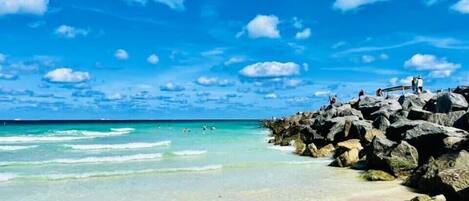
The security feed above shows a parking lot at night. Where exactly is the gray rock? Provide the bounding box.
[428,111,466,127]
[358,96,402,120]
[408,107,433,121]
[335,104,364,119]
[330,148,360,167]
[454,112,469,132]
[361,169,395,181]
[387,120,469,163]
[367,136,419,176]
[453,86,469,103]
[435,92,468,113]
[399,94,427,111]
[373,114,391,131]
[322,116,359,142]
[406,150,469,201]
[349,120,373,139]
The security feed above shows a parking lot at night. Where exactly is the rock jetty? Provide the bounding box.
[264,86,469,201]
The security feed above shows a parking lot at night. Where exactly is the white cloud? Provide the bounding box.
[246,15,280,39]
[196,76,234,87]
[333,0,385,12]
[55,25,89,38]
[147,54,159,64]
[201,48,224,56]
[291,17,303,29]
[389,76,413,86]
[44,68,90,83]
[302,63,309,72]
[224,56,245,66]
[115,49,129,60]
[424,0,439,6]
[314,91,331,97]
[0,53,6,63]
[379,53,389,60]
[361,54,388,63]
[160,82,185,91]
[332,41,347,49]
[0,72,17,80]
[295,28,311,40]
[239,61,300,78]
[155,0,185,11]
[361,55,375,63]
[264,93,278,99]
[404,54,461,78]
[105,93,124,101]
[0,0,48,16]
[452,0,469,14]
[125,0,185,10]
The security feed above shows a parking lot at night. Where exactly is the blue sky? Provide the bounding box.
[0,0,469,119]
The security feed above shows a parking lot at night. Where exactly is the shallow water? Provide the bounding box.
[0,121,419,201]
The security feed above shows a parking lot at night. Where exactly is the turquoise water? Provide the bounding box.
[0,121,419,201]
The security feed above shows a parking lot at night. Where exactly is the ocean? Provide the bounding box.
[0,120,418,201]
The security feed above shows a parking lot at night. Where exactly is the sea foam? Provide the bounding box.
[51,128,134,137]
[267,145,295,152]
[63,141,171,150]
[0,173,16,182]
[0,153,163,167]
[172,150,207,156]
[0,145,38,151]
[0,136,95,144]
[44,164,223,180]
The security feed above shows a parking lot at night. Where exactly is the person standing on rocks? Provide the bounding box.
[412,76,417,94]
[376,88,383,97]
[329,95,337,105]
[359,89,365,98]
[417,76,424,94]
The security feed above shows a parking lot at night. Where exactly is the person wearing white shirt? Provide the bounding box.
[417,76,423,94]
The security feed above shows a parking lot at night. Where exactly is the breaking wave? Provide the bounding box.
[50,128,134,137]
[0,136,95,144]
[0,153,163,167]
[0,173,16,182]
[46,164,223,180]
[172,150,207,156]
[0,145,38,151]
[63,141,171,150]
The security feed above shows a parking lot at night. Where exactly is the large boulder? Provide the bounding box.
[435,92,468,113]
[454,112,469,132]
[309,143,335,158]
[349,120,373,139]
[330,148,360,167]
[358,96,402,120]
[331,139,363,167]
[428,111,466,127]
[386,120,469,163]
[363,129,385,144]
[321,116,360,142]
[335,104,364,119]
[361,169,395,181]
[399,94,428,111]
[453,86,469,103]
[367,136,419,176]
[373,114,391,131]
[299,126,327,146]
[389,109,409,123]
[408,107,433,121]
[406,150,469,201]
